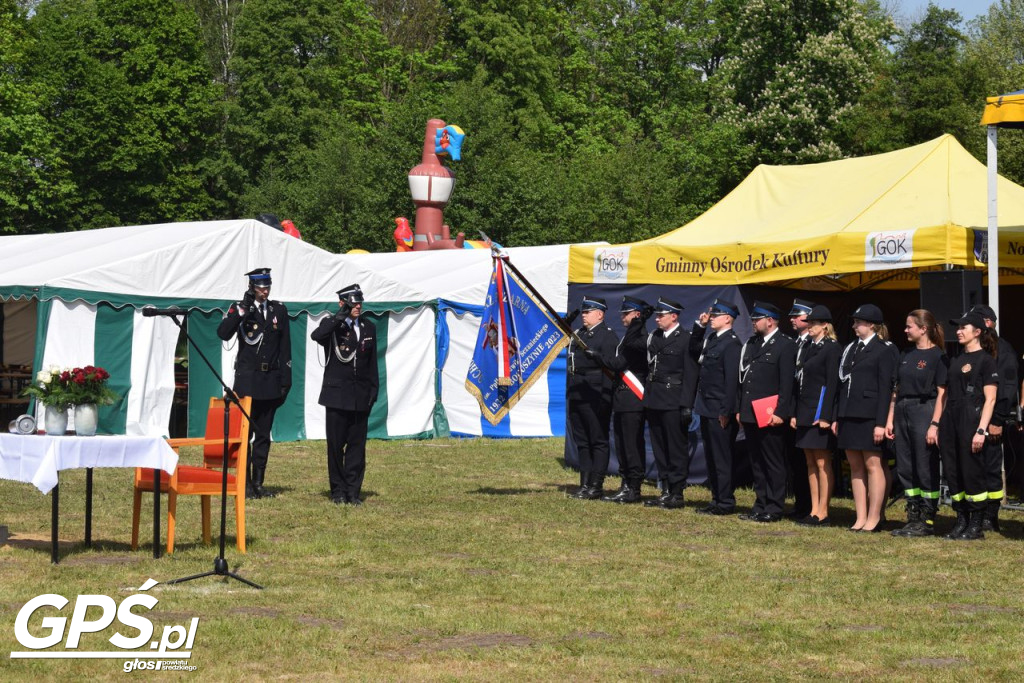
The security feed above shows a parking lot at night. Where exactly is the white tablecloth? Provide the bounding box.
[0,434,178,494]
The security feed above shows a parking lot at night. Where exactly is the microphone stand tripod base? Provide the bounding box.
[165,556,263,590]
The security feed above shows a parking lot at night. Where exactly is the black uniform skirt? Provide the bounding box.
[795,424,836,450]
[837,417,881,452]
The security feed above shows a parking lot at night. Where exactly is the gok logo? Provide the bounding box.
[9,579,199,672]
[865,230,915,271]
[593,247,630,282]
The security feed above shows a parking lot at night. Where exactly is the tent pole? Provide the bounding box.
[988,126,1000,318]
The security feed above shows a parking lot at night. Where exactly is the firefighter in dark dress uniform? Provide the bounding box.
[970,304,1018,532]
[737,302,797,522]
[604,296,651,504]
[311,284,379,505]
[642,297,699,509]
[217,267,292,499]
[690,298,742,515]
[566,296,619,500]
[785,298,816,519]
[834,304,897,532]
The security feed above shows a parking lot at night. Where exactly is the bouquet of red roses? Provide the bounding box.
[65,366,118,406]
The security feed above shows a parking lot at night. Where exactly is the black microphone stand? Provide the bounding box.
[162,311,263,589]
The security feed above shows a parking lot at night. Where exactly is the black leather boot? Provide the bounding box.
[943,502,969,540]
[607,479,642,504]
[982,498,1001,533]
[570,471,592,499]
[579,473,604,500]
[892,499,922,537]
[661,483,685,509]
[245,460,259,499]
[602,479,629,502]
[643,479,670,507]
[251,466,276,499]
[955,509,985,540]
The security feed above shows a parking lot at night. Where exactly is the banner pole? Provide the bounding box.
[490,244,632,391]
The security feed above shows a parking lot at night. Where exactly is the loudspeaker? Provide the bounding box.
[920,270,983,341]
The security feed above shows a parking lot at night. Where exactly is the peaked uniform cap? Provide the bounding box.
[246,268,272,286]
[337,284,364,303]
[750,301,781,320]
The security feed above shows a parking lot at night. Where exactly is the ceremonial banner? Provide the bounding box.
[466,257,569,425]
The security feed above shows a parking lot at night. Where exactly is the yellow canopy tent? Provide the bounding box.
[569,135,1024,291]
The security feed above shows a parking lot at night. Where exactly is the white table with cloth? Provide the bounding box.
[0,433,178,563]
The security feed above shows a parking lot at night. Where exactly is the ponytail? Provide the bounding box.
[909,309,944,347]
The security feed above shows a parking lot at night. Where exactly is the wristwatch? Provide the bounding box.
[976,428,989,436]
[929,421,940,427]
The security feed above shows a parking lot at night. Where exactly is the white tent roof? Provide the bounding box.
[0,220,570,310]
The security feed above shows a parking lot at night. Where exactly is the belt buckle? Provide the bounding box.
[260,362,269,372]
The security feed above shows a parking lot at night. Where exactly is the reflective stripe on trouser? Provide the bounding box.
[892,399,940,500]
[939,399,999,512]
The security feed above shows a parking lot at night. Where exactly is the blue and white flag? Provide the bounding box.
[465,256,569,425]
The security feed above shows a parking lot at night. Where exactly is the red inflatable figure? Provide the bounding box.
[407,118,465,250]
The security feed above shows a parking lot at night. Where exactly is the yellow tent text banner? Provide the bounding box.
[571,227,1024,286]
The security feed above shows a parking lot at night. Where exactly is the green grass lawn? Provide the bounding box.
[2,437,1023,681]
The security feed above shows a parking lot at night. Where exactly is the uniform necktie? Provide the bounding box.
[260,303,267,320]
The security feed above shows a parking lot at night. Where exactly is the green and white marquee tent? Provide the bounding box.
[0,220,570,440]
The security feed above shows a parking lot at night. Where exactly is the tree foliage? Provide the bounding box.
[2,0,1021,246]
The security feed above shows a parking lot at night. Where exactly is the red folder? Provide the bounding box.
[751,395,779,428]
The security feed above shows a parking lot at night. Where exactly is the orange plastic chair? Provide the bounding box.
[131,396,251,554]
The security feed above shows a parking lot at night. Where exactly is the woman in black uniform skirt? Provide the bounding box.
[834,304,897,532]
[886,309,947,537]
[790,305,840,526]
[940,312,999,541]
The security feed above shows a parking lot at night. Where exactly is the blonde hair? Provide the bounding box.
[823,322,837,341]
[873,322,889,341]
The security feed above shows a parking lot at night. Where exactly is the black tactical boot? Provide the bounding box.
[903,498,937,537]
[892,499,922,537]
[982,498,1001,533]
[943,502,969,540]
[955,509,985,540]
[643,479,670,507]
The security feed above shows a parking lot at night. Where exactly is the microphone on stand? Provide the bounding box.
[141,306,187,317]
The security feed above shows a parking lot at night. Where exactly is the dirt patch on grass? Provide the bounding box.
[294,615,345,630]
[944,603,1017,614]
[392,632,534,656]
[226,606,283,618]
[841,625,884,632]
[902,657,967,668]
